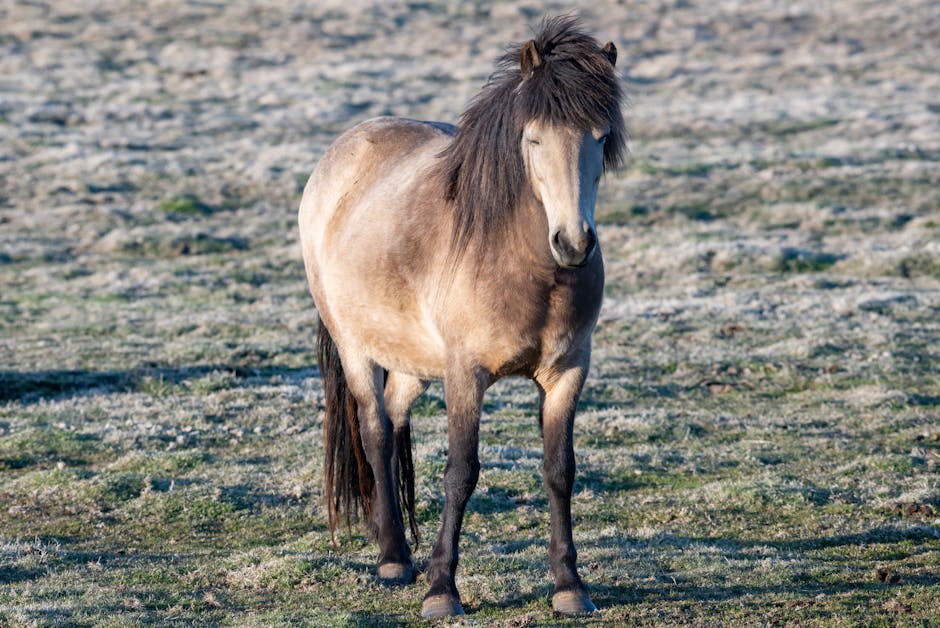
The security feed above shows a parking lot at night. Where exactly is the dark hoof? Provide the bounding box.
[552,590,597,615]
[421,594,465,618]
[377,561,415,585]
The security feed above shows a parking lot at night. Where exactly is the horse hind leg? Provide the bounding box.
[334,349,414,585]
[384,372,428,547]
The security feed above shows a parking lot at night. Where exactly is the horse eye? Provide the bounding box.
[527,138,541,146]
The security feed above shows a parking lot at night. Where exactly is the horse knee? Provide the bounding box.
[358,409,393,461]
[543,463,574,496]
[444,456,480,500]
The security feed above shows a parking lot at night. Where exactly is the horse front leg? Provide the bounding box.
[536,363,597,614]
[421,365,487,618]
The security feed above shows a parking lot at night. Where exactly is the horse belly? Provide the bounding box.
[317,220,447,379]
[327,286,447,379]
[367,315,447,379]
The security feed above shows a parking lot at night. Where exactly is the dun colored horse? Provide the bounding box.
[299,16,625,618]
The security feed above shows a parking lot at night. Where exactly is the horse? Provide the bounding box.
[298,16,625,618]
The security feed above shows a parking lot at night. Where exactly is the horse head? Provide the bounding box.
[521,118,608,267]
[516,26,623,268]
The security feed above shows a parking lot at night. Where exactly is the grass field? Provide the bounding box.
[2,1,939,625]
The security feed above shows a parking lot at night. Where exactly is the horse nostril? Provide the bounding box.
[584,228,597,255]
[550,228,596,266]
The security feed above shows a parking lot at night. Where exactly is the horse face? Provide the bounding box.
[522,120,608,268]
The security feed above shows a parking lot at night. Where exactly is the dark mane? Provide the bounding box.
[435,16,626,253]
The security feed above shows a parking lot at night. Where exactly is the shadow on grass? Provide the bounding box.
[470,486,548,515]
[573,525,940,564]
[907,392,940,407]
[0,364,320,404]
[579,382,686,410]
[592,576,940,608]
[343,614,413,627]
[663,525,940,555]
[0,565,47,585]
[218,483,300,510]
[485,526,940,612]
[0,542,360,586]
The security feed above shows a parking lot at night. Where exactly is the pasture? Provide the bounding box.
[2,1,939,625]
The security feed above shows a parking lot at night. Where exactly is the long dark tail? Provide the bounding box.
[395,420,420,545]
[317,320,419,545]
[318,320,374,544]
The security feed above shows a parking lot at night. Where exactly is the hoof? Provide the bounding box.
[552,590,597,615]
[377,561,415,585]
[421,594,465,618]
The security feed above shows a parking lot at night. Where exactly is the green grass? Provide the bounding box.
[159,194,215,217]
[3,2,940,625]
[898,254,940,279]
[770,248,842,273]
[3,313,937,625]
[758,117,840,137]
[118,233,249,258]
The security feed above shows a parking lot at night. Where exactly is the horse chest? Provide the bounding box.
[468,268,602,377]
[538,277,602,363]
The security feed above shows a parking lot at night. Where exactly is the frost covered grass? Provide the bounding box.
[2,0,939,625]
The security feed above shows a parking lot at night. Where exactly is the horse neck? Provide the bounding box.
[444,184,556,288]
[497,186,556,271]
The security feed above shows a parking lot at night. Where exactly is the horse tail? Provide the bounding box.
[395,418,420,545]
[317,319,375,544]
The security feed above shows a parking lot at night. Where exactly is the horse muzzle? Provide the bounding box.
[550,227,597,268]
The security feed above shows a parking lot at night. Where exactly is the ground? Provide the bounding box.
[1,1,939,625]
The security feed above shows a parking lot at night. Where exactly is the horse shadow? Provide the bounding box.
[0,363,320,404]
[486,525,940,611]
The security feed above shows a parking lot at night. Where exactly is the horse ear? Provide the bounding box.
[520,39,541,76]
[603,41,617,67]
